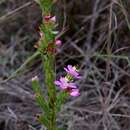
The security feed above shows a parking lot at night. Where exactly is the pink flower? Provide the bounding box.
[54,77,77,89]
[55,39,62,46]
[54,77,80,97]
[50,16,56,22]
[70,89,80,96]
[39,32,44,37]
[44,15,56,22]
[64,65,81,79]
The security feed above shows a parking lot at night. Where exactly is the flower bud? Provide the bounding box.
[31,76,38,81]
[55,39,62,46]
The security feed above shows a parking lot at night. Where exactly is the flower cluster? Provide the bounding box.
[44,15,56,23]
[44,15,62,47]
[55,65,81,97]
[34,15,62,53]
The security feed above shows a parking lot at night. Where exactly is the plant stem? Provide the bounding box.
[42,54,56,130]
[36,0,57,129]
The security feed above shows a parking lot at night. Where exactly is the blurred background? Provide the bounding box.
[0,0,130,130]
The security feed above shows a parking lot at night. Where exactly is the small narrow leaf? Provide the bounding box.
[56,91,68,112]
[56,128,67,130]
[32,79,50,114]
[38,114,49,128]
[35,93,50,114]
[32,79,42,94]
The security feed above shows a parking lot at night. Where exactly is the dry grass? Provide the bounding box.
[0,0,130,130]
[55,0,130,130]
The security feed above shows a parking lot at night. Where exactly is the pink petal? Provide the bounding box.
[76,75,82,79]
[39,32,44,37]
[64,67,69,72]
[68,65,73,70]
[55,77,69,89]
[55,39,62,46]
[69,83,77,88]
[50,16,56,22]
[54,81,61,86]
[70,89,80,97]
[60,77,68,83]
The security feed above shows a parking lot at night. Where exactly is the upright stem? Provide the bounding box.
[42,54,56,130]
[36,0,57,129]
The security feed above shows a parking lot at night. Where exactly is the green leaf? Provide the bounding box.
[35,93,50,114]
[32,79,42,94]
[56,91,68,112]
[55,128,67,130]
[40,24,54,43]
[37,0,52,14]
[32,80,50,114]
[38,114,49,128]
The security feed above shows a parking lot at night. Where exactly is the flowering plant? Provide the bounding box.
[64,65,81,79]
[31,0,81,130]
[55,65,81,97]
[55,77,80,97]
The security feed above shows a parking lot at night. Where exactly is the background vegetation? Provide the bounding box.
[0,0,130,130]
